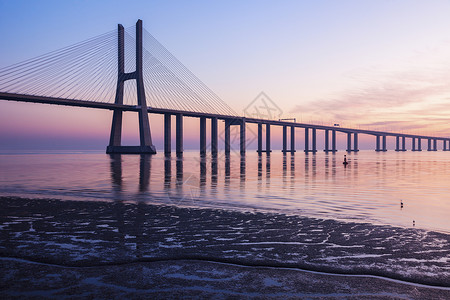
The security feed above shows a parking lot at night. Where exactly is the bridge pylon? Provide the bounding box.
[106,19,156,154]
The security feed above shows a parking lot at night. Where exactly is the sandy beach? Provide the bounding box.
[1,196,449,298]
[2,258,450,299]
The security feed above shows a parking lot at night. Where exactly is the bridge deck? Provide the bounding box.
[0,92,447,141]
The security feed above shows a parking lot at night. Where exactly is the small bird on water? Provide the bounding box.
[413,220,415,226]
[400,200,403,209]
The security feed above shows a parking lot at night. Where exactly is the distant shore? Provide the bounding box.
[0,196,449,296]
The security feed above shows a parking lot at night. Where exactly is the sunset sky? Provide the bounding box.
[1,0,450,150]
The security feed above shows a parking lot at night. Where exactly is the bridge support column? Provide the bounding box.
[346,133,358,152]
[395,136,407,152]
[240,119,246,154]
[225,120,231,154]
[290,126,296,153]
[433,139,437,151]
[176,114,183,154]
[427,139,432,151]
[304,127,317,153]
[412,138,416,151]
[200,117,206,155]
[444,140,449,151]
[304,128,309,152]
[282,125,287,152]
[211,117,218,155]
[376,135,381,151]
[383,136,387,151]
[324,129,329,152]
[418,138,422,151]
[266,124,271,153]
[332,130,337,152]
[164,113,171,154]
[312,128,317,153]
[346,133,352,152]
[257,123,263,153]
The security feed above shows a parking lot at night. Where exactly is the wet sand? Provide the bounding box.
[2,258,450,299]
[0,196,449,298]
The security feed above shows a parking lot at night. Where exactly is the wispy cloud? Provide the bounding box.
[289,59,450,136]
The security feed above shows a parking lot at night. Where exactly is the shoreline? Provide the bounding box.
[1,196,449,288]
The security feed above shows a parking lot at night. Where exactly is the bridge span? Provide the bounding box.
[2,91,449,154]
[0,20,448,154]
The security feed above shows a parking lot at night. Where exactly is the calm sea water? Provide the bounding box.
[0,150,449,233]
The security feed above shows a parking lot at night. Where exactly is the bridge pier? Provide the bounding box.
[433,139,437,151]
[418,138,422,151]
[266,124,271,153]
[324,129,329,152]
[412,138,416,151]
[304,128,317,153]
[176,114,183,154]
[376,135,387,152]
[395,136,407,151]
[332,130,337,152]
[282,126,287,152]
[346,133,359,152]
[444,140,450,151]
[324,129,338,152]
[445,140,450,151]
[312,128,317,152]
[304,128,309,152]
[354,133,359,152]
[211,117,218,155]
[290,126,296,153]
[106,20,156,155]
[240,119,246,154]
[347,133,351,152]
[164,113,171,154]
[200,117,206,155]
[224,120,231,154]
[427,139,432,151]
[257,123,263,153]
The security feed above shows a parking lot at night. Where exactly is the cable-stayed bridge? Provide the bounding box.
[1,20,449,154]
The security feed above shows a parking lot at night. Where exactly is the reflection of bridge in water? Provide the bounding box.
[108,153,353,204]
[1,20,449,153]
